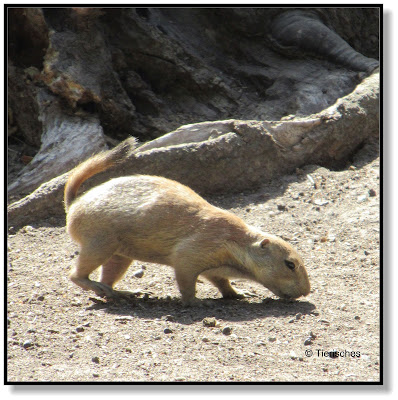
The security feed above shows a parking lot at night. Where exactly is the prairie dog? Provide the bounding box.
[64,140,310,304]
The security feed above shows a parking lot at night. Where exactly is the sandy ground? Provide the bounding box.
[6,139,380,383]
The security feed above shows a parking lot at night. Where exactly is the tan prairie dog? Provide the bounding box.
[64,140,310,305]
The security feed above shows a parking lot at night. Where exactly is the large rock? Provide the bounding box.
[8,7,379,197]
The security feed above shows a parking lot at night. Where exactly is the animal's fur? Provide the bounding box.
[65,140,310,304]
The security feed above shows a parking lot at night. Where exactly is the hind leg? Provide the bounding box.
[99,254,138,297]
[69,243,118,298]
[100,254,133,287]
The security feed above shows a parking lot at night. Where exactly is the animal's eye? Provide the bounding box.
[285,260,296,271]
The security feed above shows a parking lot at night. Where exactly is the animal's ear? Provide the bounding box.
[260,238,270,248]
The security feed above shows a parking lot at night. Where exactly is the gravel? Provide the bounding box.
[7,140,380,383]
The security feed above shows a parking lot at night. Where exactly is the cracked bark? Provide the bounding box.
[7,70,379,228]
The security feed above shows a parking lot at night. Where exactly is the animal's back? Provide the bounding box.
[69,174,208,217]
[66,174,215,262]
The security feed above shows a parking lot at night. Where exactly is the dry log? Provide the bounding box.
[7,70,379,229]
[7,89,108,197]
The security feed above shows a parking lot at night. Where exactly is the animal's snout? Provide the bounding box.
[276,282,310,299]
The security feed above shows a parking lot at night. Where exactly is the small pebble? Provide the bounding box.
[314,199,329,206]
[277,204,287,211]
[329,350,338,358]
[309,331,317,339]
[368,188,376,197]
[23,340,33,349]
[164,328,173,334]
[133,269,144,278]
[354,316,361,320]
[76,326,84,333]
[268,337,276,343]
[22,225,35,233]
[222,326,232,335]
[92,356,100,364]
[295,313,302,320]
[164,315,175,322]
[304,337,312,346]
[203,317,217,327]
[318,319,330,325]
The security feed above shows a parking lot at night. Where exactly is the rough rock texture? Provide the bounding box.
[8,89,108,196]
[268,10,379,72]
[7,70,379,228]
[8,7,379,197]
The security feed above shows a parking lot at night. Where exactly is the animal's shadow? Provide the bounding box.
[86,295,316,325]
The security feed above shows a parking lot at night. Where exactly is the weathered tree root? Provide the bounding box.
[7,71,379,229]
